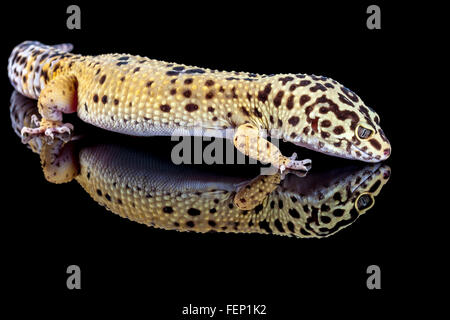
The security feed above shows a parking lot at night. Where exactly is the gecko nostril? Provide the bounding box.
[383,148,391,157]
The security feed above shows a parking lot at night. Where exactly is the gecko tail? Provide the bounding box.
[7,41,74,100]
[52,43,74,52]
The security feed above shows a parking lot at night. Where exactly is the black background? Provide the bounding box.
[2,1,428,317]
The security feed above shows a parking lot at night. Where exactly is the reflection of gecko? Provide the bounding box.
[10,90,391,238]
[8,41,391,171]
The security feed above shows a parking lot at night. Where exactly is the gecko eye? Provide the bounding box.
[356,125,374,140]
[355,193,375,212]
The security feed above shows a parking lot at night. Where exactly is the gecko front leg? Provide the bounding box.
[233,123,312,172]
[21,75,77,141]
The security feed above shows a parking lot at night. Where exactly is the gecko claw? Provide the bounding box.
[30,114,41,126]
[289,152,298,161]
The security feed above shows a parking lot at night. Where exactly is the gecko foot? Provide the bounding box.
[21,118,73,144]
[282,152,312,172]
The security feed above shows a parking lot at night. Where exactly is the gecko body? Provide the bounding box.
[8,41,391,169]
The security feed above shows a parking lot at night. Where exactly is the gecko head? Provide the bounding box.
[287,77,391,162]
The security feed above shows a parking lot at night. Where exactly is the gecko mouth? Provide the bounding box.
[350,143,377,162]
[350,163,381,193]
[293,137,377,162]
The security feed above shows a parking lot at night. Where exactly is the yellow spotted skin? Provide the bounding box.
[9,91,391,238]
[8,41,391,165]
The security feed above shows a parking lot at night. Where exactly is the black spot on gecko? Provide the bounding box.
[286,95,295,109]
[333,209,345,217]
[288,116,300,126]
[185,68,205,74]
[160,104,171,112]
[321,120,331,127]
[93,94,98,103]
[338,93,354,107]
[299,80,311,86]
[184,78,193,84]
[273,91,284,107]
[163,206,173,214]
[374,116,380,125]
[235,107,248,117]
[166,70,179,76]
[253,108,263,118]
[183,90,192,98]
[185,103,199,112]
[205,80,215,86]
[208,220,216,227]
[288,208,300,219]
[310,83,327,92]
[320,215,331,224]
[359,105,377,130]
[300,94,311,106]
[274,219,285,233]
[279,76,294,85]
[231,87,238,99]
[369,138,382,150]
[187,208,201,216]
[116,62,128,66]
[321,131,330,138]
[133,67,140,73]
[254,204,264,214]
[99,75,106,84]
[341,87,359,102]
[186,221,195,228]
[333,126,345,134]
[101,95,108,104]
[259,220,272,233]
[257,83,272,102]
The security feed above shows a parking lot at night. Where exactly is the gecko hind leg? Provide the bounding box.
[21,75,78,142]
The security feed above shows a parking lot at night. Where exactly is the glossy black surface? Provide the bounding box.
[2,1,424,317]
